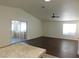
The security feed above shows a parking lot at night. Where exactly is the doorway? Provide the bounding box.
[11,20,27,43]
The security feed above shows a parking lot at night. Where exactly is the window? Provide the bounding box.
[63,24,76,35]
[12,21,27,32]
[21,22,27,32]
[12,21,21,33]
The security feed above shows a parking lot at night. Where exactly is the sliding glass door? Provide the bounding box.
[11,20,27,43]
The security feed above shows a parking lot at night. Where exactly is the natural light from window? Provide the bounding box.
[12,20,27,32]
[63,24,76,35]
[21,22,27,32]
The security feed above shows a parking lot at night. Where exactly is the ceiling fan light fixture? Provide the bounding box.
[44,0,51,2]
[52,13,60,18]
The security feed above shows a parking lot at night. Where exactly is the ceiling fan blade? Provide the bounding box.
[52,16,59,18]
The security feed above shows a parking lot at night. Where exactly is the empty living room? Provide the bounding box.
[0,0,79,58]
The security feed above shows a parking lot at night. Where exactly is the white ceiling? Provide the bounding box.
[0,0,79,21]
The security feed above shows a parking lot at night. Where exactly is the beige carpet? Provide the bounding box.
[43,54,58,58]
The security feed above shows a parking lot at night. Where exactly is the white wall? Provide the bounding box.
[0,5,42,47]
[43,21,79,40]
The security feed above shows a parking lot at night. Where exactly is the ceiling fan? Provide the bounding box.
[52,13,60,18]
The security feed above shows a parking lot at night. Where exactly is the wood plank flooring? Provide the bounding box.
[25,37,79,58]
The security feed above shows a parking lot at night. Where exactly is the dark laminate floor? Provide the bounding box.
[24,37,79,58]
